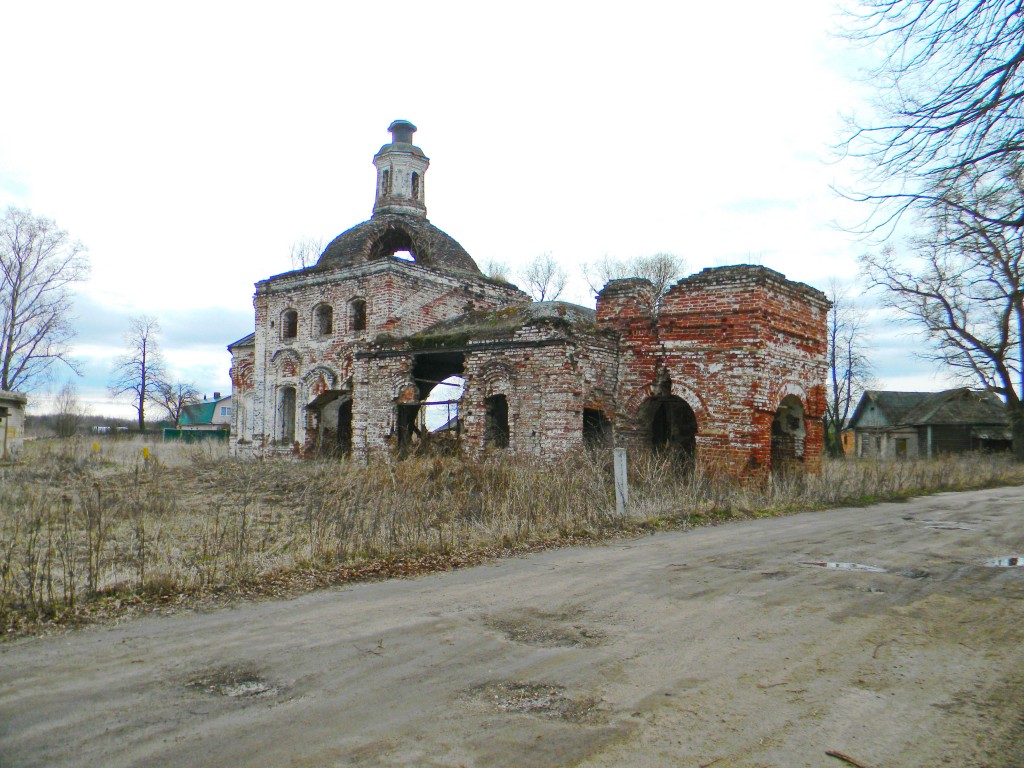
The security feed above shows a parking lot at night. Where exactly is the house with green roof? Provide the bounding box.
[179,392,232,432]
[848,389,1010,458]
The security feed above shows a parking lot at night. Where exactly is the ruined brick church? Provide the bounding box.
[229,121,829,475]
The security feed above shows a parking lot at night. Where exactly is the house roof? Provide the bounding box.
[850,389,1008,429]
[228,332,255,350]
[180,395,231,426]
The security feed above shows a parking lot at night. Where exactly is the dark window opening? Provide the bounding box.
[583,408,612,448]
[282,309,298,340]
[315,304,333,336]
[381,169,391,196]
[279,386,296,444]
[484,395,510,449]
[350,298,367,331]
[411,171,420,199]
[894,437,908,457]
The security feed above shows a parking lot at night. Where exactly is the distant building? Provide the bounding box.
[179,393,232,432]
[0,390,28,459]
[848,389,1010,458]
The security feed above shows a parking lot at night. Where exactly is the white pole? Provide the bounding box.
[613,447,629,516]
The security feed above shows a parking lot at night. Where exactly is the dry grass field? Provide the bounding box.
[2,436,1023,635]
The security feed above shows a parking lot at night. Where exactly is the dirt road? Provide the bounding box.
[3,486,1024,767]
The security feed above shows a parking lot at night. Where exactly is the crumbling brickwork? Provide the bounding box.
[229,122,829,477]
[597,266,828,476]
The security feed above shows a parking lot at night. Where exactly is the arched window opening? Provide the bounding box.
[411,171,420,200]
[583,408,612,449]
[368,226,418,262]
[279,386,296,444]
[314,304,333,336]
[281,309,298,340]
[350,298,367,331]
[771,395,806,475]
[381,168,391,196]
[484,394,510,449]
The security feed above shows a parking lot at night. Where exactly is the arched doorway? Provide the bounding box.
[771,395,805,475]
[638,395,698,462]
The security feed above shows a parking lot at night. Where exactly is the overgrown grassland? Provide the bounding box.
[2,437,1022,634]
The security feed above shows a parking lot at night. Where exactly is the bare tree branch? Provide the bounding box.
[289,237,324,270]
[581,253,686,304]
[860,163,1024,456]
[0,207,89,391]
[520,252,568,302]
[823,280,874,456]
[154,381,201,428]
[108,316,167,433]
[839,0,1024,233]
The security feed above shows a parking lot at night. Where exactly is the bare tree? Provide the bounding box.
[862,165,1024,457]
[482,258,512,283]
[53,380,87,438]
[289,237,324,270]
[520,253,568,301]
[0,207,89,391]
[581,252,686,301]
[154,381,201,428]
[840,0,1024,231]
[109,316,167,433]
[823,281,873,457]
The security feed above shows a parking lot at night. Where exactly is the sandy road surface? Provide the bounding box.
[3,486,1024,768]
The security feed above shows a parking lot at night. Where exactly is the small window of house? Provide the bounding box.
[350,298,367,332]
[315,304,333,336]
[220,406,231,417]
[282,309,298,339]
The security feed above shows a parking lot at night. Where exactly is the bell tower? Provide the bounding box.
[373,120,429,218]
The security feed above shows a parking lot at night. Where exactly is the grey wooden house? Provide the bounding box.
[848,389,1010,458]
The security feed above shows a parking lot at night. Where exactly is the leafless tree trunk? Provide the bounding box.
[53,380,87,438]
[154,381,201,428]
[108,316,167,433]
[839,0,1024,233]
[520,253,568,302]
[823,281,873,457]
[862,165,1024,458]
[0,207,89,391]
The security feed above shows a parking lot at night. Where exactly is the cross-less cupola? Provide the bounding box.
[372,120,430,219]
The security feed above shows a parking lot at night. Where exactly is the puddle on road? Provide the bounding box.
[485,608,605,648]
[471,681,602,722]
[187,665,279,699]
[912,519,984,531]
[986,556,1024,568]
[799,561,888,573]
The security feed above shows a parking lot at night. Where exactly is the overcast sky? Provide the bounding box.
[0,1,960,417]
